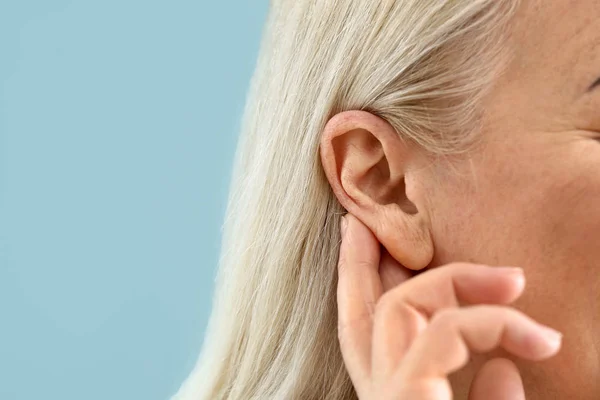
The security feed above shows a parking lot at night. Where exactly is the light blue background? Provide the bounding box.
[0,1,268,399]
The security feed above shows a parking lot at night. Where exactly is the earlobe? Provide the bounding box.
[373,207,434,271]
[320,110,434,270]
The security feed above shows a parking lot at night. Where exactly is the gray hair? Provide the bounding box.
[173,1,521,399]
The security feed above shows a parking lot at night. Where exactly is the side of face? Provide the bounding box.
[320,0,600,398]
[424,0,600,397]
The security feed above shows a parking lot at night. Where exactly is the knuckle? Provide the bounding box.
[355,259,375,272]
[337,314,372,346]
[374,291,396,315]
[430,308,459,329]
[338,308,376,333]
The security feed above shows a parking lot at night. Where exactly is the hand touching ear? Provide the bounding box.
[336,213,562,400]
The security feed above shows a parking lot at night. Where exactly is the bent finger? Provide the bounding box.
[398,305,562,380]
[372,265,525,378]
[387,263,526,317]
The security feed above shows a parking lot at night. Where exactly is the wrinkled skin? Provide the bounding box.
[320,0,600,398]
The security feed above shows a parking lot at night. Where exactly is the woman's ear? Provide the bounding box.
[320,110,433,270]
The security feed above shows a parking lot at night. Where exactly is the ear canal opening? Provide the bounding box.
[369,156,418,216]
[389,176,418,216]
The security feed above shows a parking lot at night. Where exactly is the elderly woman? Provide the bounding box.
[173,0,600,399]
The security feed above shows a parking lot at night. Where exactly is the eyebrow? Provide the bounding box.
[588,76,600,92]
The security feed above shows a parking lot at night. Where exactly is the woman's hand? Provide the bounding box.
[336,213,562,400]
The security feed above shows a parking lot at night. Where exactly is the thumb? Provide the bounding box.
[469,358,526,400]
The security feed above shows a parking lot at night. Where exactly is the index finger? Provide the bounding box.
[337,213,383,386]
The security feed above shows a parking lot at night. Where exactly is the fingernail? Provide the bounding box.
[495,267,525,287]
[340,215,348,238]
[539,325,563,350]
[495,266,524,276]
[501,267,525,290]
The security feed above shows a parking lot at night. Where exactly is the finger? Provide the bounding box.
[372,264,525,378]
[388,263,526,317]
[398,305,562,381]
[336,213,383,387]
[379,247,412,292]
[469,358,525,400]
